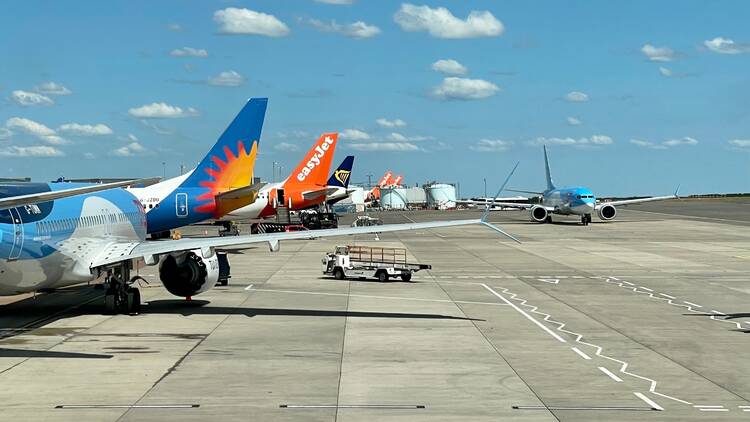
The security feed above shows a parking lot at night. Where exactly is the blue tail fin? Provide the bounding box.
[180,98,268,189]
[327,156,354,188]
[543,145,555,191]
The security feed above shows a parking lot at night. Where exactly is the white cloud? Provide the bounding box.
[431,59,467,75]
[663,136,698,146]
[128,102,198,118]
[641,44,674,62]
[470,139,512,152]
[376,118,406,128]
[5,117,68,145]
[307,19,381,38]
[0,128,12,140]
[590,135,613,145]
[34,82,71,95]
[83,152,96,159]
[630,139,667,150]
[349,142,419,152]
[315,0,355,4]
[703,37,750,54]
[274,142,300,152]
[11,90,54,106]
[214,7,290,37]
[58,123,113,136]
[276,130,310,139]
[729,139,750,148]
[340,128,371,140]
[166,23,182,31]
[564,91,589,102]
[394,3,504,39]
[659,66,673,77]
[387,132,433,142]
[566,117,582,126]
[112,142,146,157]
[432,77,499,100]
[0,145,64,157]
[528,135,613,147]
[170,47,208,57]
[208,70,244,87]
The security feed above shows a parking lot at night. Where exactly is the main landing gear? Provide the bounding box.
[103,262,145,315]
[581,214,592,226]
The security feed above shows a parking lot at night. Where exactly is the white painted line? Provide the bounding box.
[738,405,750,409]
[638,286,653,292]
[711,310,726,315]
[659,293,676,299]
[598,366,623,382]
[571,347,591,360]
[620,280,634,286]
[634,392,663,411]
[244,284,254,291]
[481,284,566,343]
[699,409,728,412]
[683,301,702,308]
[694,405,724,408]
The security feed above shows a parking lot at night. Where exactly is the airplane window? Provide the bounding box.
[149,204,153,209]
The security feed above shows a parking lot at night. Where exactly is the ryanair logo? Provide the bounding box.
[334,169,351,185]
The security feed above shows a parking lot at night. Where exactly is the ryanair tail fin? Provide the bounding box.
[543,145,556,191]
[180,98,268,190]
[327,155,354,188]
[286,133,339,188]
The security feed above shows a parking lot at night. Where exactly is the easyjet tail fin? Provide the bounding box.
[327,156,354,188]
[286,133,339,187]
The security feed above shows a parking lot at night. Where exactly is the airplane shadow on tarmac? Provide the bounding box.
[0,348,112,359]
[143,299,482,321]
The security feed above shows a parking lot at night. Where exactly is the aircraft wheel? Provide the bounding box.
[545,215,552,224]
[104,291,117,315]
[127,288,141,315]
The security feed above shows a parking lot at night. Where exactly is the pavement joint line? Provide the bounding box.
[281,404,425,409]
[513,405,656,411]
[571,347,592,360]
[246,287,509,306]
[57,404,198,409]
[598,366,624,382]
[634,392,663,411]
[480,283,566,343]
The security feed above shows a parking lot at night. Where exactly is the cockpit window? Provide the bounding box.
[576,195,581,199]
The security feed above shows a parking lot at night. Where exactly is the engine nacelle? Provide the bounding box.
[529,205,548,223]
[597,204,617,221]
[159,249,219,297]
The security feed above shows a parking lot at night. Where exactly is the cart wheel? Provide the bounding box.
[401,273,412,282]
[334,268,345,280]
[377,271,389,282]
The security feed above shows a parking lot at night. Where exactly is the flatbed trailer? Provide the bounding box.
[322,245,430,282]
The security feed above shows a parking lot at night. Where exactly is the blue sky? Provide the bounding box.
[0,0,748,196]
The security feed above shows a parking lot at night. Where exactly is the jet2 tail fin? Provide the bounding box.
[327,155,354,188]
[543,145,556,191]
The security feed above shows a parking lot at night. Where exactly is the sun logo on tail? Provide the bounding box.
[194,140,258,215]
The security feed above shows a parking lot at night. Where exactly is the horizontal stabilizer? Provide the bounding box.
[302,187,339,201]
[214,182,265,216]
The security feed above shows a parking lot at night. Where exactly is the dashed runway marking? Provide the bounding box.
[598,366,624,382]
[571,347,591,360]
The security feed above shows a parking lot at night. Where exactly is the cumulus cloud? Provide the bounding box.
[659,66,673,77]
[663,136,698,146]
[0,145,64,157]
[214,7,290,37]
[0,128,12,140]
[703,37,750,54]
[394,3,504,39]
[729,139,750,148]
[274,142,300,152]
[567,117,582,126]
[631,137,698,149]
[5,117,68,145]
[564,91,589,102]
[315,0,355,4]
[166,23,182,31]
[340,128,371,140]
[528,135,613,147]
[431,59,467,75]
[641,44,674,62]
[58,123,113,136]
[630,139,667,150]
[376,118,406,128]
[128,102,198,118]
[11,90,54,106]
[170,47,208,57]
[34,82,71,95]
[349,142,419,152]
[306,19,381,38]
[112,142,147,157]
[208,70,244,87]
[387,132,432,142]
[470,139,512,152]
[432,77,499,100]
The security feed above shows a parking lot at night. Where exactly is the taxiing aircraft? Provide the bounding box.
[469,146,679,225]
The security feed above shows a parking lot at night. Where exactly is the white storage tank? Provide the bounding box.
[426,183,457,210]
[380,187,408,210]
[403,187,427,207]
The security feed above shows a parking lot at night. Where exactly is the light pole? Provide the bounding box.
[483,178,487,198]
[272,161,277,183]
[278,165,283,182]
[162,162,166,180]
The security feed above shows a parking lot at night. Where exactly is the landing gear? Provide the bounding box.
[581,214,592,226]
[103,262,143,315]
[545,215,552,224]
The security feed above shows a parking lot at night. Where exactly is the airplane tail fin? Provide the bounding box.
[327,155,354,188]
[378,171,393,187]
[285,133,339,188]
[180,98,268,191]
[543,145,556,191]
[392,175,403,186]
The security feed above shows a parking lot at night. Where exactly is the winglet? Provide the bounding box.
[480,161,521,244]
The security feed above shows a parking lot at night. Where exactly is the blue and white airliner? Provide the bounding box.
[471,146,679,225]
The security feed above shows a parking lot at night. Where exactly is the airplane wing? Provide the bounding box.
[302,187,339,201]
[595,187,680,209]
[90,217,519,269]
[0,177,159,211]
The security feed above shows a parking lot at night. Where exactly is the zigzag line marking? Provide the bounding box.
[493,285,691,405]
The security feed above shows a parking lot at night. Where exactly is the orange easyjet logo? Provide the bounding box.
[296,135,335,182]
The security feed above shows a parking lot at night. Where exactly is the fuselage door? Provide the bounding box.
[277,189,285,208]
[176,193,189,218]
[8,207,24,260]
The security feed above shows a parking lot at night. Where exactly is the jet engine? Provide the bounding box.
[597,204,617,221]
[529,205,548,223]
[159,249,219,297]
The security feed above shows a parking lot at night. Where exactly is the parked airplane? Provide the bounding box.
[469,146,679,225]
[0,178,516,314]
[128,97,267,237]
[225,132,340,220]
[326,155,355,206]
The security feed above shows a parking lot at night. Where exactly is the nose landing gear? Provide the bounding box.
[581,214,592,226]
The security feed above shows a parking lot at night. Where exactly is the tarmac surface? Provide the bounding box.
[0,199,749,421]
